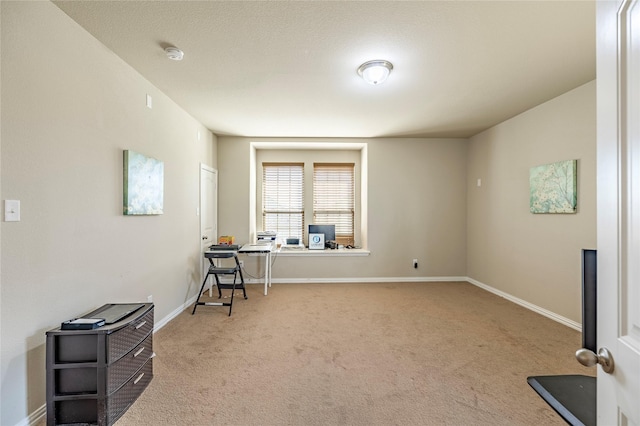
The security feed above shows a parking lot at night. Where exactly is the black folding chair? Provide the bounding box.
[192,251,247,316]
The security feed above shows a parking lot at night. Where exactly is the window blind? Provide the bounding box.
[262,163,304,242]
[313,163,355,245]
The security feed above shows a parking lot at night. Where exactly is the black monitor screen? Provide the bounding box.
[308,224,336,244]
[581,249,597,352]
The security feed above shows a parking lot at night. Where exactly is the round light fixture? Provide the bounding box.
[164,47,184,61]
[357,60,393,85]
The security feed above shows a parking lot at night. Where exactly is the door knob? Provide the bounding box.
[575,347,615,373]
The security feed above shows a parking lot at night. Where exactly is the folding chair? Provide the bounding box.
[192,251,247,316]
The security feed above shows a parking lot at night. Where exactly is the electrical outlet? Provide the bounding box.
[413,259,418,269]
[147,295,153,303]
[239,260,244,268]
[4,200,20,222]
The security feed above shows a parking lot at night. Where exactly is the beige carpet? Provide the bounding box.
[117,282,594,425]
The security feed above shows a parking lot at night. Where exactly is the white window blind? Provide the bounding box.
[313,163,355,245]
[262,163,304,242]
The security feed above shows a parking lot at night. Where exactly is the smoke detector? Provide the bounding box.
[164,47,184,61]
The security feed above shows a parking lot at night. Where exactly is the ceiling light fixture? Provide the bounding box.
[357,60,393,85]
[164,46,184,61]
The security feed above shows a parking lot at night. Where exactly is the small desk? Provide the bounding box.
[238,243,276,295]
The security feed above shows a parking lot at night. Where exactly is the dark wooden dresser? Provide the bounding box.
[46,303,154,425]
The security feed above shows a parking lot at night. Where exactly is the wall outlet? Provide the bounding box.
[413,259,418,269]
[147,295,153,303]
[239,260,244,268]
[4,200,20,222]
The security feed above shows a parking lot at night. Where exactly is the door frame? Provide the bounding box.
[200,164,218,282]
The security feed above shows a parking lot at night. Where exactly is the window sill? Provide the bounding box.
[275,248,370,257]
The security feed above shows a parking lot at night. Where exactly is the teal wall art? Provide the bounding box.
[123,150,164,215]
[529,159,577,214]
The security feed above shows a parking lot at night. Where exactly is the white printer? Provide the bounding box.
[257,231,277,244]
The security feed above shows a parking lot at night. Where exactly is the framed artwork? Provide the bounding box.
[529,159,577,214]
[123,150,164,215]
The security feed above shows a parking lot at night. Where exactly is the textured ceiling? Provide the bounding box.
[53,1,595,139]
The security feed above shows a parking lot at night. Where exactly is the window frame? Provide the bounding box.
[253,143,366,249]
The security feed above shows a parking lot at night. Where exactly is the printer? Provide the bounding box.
[257,231,277,244]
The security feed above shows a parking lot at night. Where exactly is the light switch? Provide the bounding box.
[146,94,153,109]
[5,200,20,222]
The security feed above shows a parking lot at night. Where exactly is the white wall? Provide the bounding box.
[0,2,216,424]
[0,2,598,424]
[466,81,597,323]
[218,137,469,280]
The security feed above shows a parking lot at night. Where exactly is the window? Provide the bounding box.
[262,163,304,243]
[313,163,355,245]
[257,147,361,248]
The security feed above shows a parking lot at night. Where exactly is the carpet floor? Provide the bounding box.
[116,281,594,425]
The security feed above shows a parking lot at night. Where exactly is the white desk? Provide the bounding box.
[238,243,276,295]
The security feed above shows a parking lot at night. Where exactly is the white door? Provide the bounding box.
[597,1,640,423]
[200,164,217,252]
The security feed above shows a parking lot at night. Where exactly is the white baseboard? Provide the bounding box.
[154,297,194,331]
[154,295,199,333]
[245,276,468,284]
[16,403,45,426]
[466,277,581,331]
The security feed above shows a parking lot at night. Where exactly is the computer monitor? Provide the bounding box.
[308,224,335,247]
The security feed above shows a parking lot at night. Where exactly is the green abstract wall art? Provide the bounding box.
[123,150,164,215]
[529,159,577,214]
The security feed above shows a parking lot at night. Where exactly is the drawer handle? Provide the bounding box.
[133,347,145,358]
[134,372,145,385]
[135,320,147,330]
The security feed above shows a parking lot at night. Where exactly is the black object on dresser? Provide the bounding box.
[46,303,154,426]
